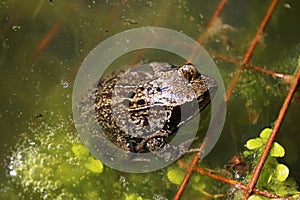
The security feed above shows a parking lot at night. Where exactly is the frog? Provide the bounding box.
[94,62,217,161]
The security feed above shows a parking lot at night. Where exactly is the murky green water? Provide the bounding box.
[1,0,300,199]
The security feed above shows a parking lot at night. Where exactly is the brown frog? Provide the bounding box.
[94,62,217,160]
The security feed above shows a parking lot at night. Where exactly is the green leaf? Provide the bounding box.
[259,128,272,140]
[167,168,185,185]
[84,156,104,173]
[126,194,143,200]
[191,174,205,191]
[248,195,263,200]
[270,142,285,157]
[192,182,206,192]
[276,164,289,182]
[246,138,263,150]
[71,144,89,159]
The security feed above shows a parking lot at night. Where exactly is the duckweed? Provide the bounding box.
[191,182,206,192]
[270,142,285,157]
[84,156,103,174]
[3,113,112,199]
[125,194,143,200]
[167,168,185,185]
[71,144,89,159]
[248,195,263,200]
[259,128,272,140]
[3,113,174,199]
[276,164,289,182]
[242,128,299,198]
[245,138,263,150]
[191,174,205,192]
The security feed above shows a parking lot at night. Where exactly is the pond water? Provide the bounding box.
[1,0,300,199]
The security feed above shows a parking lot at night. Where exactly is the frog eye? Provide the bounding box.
[178,64,200,82]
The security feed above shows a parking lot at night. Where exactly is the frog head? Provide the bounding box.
[178,63,218,111]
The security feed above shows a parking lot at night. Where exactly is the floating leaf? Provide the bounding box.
[270,142,285,157]
[126,194,143,200]
[248,195,263,200]
[167,168,185,185]
[191,174,205,191]
[246,138,263,150]
[192,182,206,192]
[276,164,289,182]
[259,128,272,140]
[85,156,104,173]
[71,144,89,159]
[243,150,252,157]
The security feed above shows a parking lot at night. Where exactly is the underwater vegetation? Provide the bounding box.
[1,109,299,200]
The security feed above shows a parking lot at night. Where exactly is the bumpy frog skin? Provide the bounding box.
[94,62,217,160]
